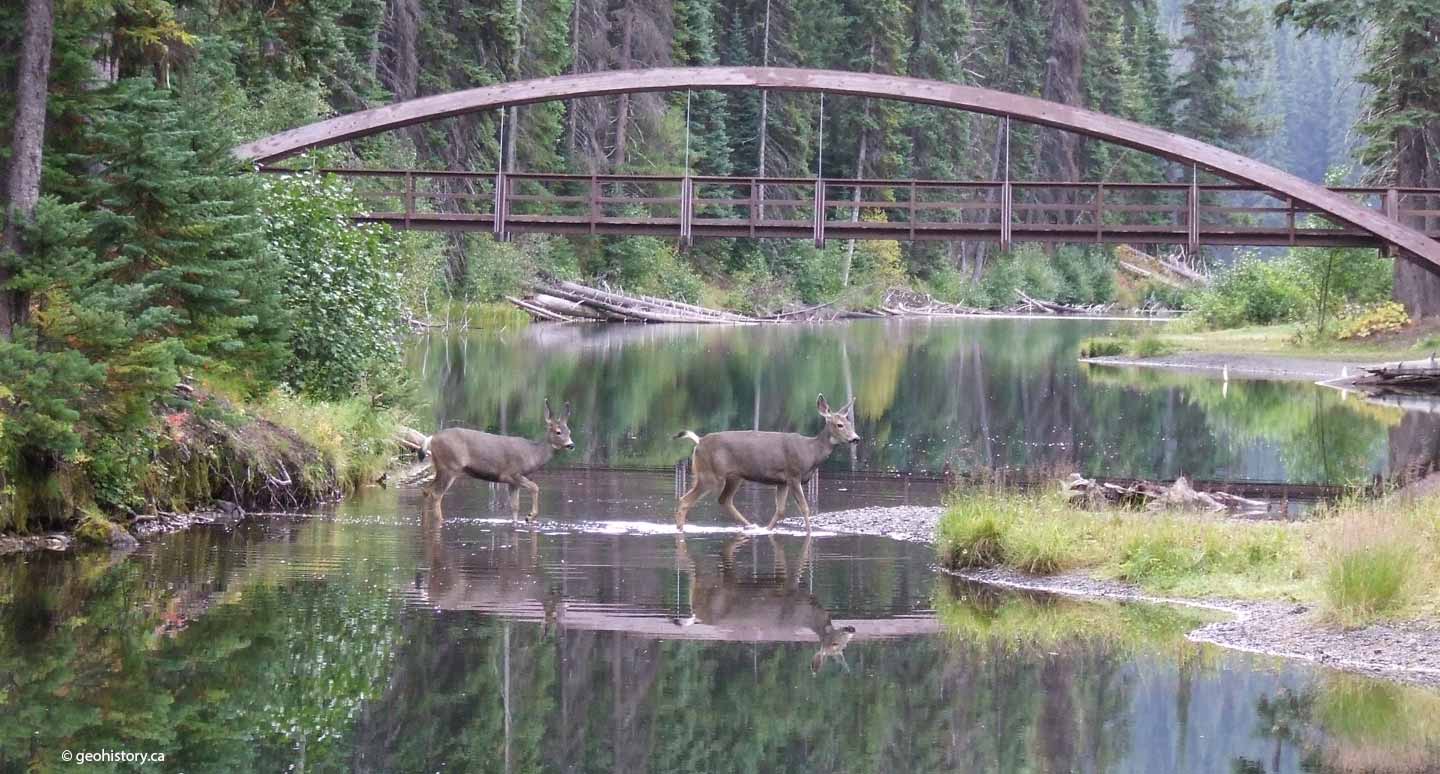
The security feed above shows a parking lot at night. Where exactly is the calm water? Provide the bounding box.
[2,480,1439,772]
[415,318,1440,487]
[5,318,1440,772]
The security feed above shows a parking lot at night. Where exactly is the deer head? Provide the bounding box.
[816,394,860,445]
[543,398,575,450]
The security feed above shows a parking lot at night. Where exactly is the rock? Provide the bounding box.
[75,518,138,550]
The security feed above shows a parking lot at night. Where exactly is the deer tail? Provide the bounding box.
[673,430,702,445]
[418,434,432,462]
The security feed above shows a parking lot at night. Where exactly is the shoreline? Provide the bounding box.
[802,504,1440,690]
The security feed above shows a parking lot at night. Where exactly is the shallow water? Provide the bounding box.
[5,318,1440,772]
[415,318,1440,487]
[3,479,1439,772]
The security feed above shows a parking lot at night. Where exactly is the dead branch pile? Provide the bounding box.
[1013,289,1113,315]
[510,280,755,324]
[1063,474,1269,515]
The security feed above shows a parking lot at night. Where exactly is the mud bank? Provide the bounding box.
[801,505,1440,689]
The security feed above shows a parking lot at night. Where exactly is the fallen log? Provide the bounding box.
[549,280,746,323]
[1062,474,1268,514]
[506,296,576,322]
[1118,261,1185,289]
[535,283,717,323]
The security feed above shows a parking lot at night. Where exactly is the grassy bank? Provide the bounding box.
[936,488,1440,627]
[1104,319,1440,364]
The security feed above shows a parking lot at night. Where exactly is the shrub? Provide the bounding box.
[1336,301,1410,340]
[1191,253,1311,329]
[1078,338,1126,358]
[1322,515,1416,626]
[1132,335,1177,358]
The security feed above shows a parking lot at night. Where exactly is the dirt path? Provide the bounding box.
[801,505,1440,690]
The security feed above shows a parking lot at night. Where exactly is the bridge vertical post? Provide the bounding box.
[680,175,694,247]
[999,116,1012,253]
[589,174,599,235]
[1094,182,1104,243]
[1187,164,1200,257]
[748,178,758,237]
[1286,196,1296,246]
[403,171,415,229]
[813,180,826,247]
[493,170,509,241]
[1382,187,1400,258]
[908,180,916,241]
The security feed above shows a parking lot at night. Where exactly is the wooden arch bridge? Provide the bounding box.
[235,67,1440,270]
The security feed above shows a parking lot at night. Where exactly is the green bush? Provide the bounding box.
[1190,253,1311,329]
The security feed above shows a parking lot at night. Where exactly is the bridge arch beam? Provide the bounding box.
[233,67,1440,271]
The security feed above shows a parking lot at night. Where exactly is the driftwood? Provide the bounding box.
[1354,359,1440,395]
[1118,260,1185,289]
[1013,289,1110,316]
[509,280,754,324]
[1063,474,1268,514]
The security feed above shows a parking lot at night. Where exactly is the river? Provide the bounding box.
[2,318,1438,772]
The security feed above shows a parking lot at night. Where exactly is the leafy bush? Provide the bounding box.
[461,233,577,302]
[1336,301,1410,340]
[260,172,407,400]
[1190,254,1311,329]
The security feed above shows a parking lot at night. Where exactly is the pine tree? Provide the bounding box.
[1172,0,1268,151]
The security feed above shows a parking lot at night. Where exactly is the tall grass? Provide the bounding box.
[257,392,407,495]
[937,486,1440,626]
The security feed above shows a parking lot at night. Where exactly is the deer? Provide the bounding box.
[419,511,564,637]
[674,533,855,674]
[673,393,859,531]
[420,399,574,521]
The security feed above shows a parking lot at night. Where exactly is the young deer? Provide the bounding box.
[421,399,574,520]
[673,393,859,531]
[674,533,855,674]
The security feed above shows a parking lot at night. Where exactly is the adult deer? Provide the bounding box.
[673,393,859,531]
[420,399,574,520]
[674,533,854,674]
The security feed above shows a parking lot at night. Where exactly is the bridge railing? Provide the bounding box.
[257,167,1440,249]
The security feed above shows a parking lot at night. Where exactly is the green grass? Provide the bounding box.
[1077,334,1178,360]
[1140,319,1440,363]
[431,299,531,330]
[937,487,1440,626]
[256,392,408,495]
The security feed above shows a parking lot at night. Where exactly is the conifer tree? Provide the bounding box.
[1173,0,1268,151]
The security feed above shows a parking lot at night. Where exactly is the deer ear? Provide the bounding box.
[816,393,830,415]
[811,651,824,675]
[563,400,572,421]
[841,396,856,416]
[544,398,553,422]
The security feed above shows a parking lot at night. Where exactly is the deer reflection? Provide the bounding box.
[419,511,563,636]
[674,533,854,673]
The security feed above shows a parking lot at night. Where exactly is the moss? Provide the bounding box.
[73,517,116,547]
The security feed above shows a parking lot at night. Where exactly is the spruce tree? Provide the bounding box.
[1173,0,1268,151]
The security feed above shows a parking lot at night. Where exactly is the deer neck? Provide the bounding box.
[528,437,555,468]
[806,430,838,468]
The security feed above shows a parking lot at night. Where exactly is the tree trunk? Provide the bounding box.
[1393,125,1440,318]
[1039,0,1087,224]
[1,0,55,339]
[612,4,635,169]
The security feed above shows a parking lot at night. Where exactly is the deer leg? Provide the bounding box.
[788,480,812,532]
[516,474,541,521]
[766,484,789,529]
[717,477,754,529]
[506,482,522,520]
[426,468,458,519]
[675,477,711,530]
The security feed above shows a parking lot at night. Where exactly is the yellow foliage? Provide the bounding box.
[1337,302,1410,340]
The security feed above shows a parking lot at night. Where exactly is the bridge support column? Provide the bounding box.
[812,181,826,247]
